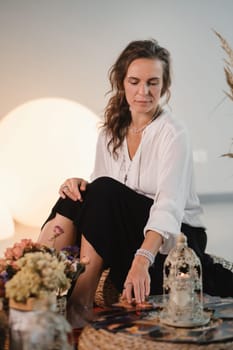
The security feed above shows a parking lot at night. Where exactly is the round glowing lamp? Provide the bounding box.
[0,98,99,227]
[0,200,15,240]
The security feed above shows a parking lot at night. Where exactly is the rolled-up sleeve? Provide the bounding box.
[143,128,193,254]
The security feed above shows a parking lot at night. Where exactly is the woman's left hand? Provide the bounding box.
[122,256,151,304]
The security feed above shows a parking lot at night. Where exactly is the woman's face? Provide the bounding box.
[123,58,163,117]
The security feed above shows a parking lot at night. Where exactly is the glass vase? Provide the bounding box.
[9,294,73,350]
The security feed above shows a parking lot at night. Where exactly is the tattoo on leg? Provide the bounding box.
[53,225,64,236]
[49,225,65,242]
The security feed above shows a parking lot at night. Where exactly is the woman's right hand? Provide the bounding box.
[59,178,88,201]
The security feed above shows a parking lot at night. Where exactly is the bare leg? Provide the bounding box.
[37,213,76,250]
[67,235,104,328]
[38,214,104,328]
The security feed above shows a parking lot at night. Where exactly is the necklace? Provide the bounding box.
[129,119,153,134]
[128,108,161,134]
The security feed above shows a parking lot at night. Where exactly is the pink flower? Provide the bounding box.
[4,248,14,260]
[0,258,6,272]
[4,239,36,261]
[12,246,24,260]
[10,261,20,271]
[21,239,33,245]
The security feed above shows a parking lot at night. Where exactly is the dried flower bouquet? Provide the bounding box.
[215,30,233,158]
[0,239,85,303]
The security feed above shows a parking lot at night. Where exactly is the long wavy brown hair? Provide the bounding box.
[103,39,171,157]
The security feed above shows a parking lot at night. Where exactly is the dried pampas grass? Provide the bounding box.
[214,30,233,158]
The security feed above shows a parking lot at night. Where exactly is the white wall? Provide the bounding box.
[200,195,232,261]
[0,0,232,258]
[0,0,232,194]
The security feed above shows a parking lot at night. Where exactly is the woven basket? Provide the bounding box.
[79,325,233,350]
[211,255,233,273]
[94,269,120,307]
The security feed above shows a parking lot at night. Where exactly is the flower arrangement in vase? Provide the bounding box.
[0,239,85,305]
[6,251,70,304]
[0,239,86,349]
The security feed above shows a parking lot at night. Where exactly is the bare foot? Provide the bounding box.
[67,304,95,329]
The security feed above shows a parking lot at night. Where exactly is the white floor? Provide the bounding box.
[0,200,232,262]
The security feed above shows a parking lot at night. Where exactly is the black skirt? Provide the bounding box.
[42,177,233,297]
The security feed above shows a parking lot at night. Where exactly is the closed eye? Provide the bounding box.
[127,77,160,86]
[128,77,139,85]
[148,78,160,86]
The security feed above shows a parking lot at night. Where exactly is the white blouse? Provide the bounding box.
[91,110,204,254]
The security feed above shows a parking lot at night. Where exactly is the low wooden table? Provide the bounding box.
[79,295,233,350]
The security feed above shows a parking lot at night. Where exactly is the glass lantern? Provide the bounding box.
[160,233,209,327]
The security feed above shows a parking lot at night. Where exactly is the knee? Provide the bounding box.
[88,177,122,197]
